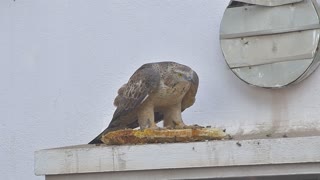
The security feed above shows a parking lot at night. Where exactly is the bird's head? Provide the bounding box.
[172,67,193,82]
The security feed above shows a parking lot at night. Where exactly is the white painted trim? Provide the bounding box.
[46,163,320,180]
[35,136,320,176]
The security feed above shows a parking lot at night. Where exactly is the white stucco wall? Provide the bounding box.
[1,0,320,179]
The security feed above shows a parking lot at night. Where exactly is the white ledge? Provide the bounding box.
[35,136,320,178]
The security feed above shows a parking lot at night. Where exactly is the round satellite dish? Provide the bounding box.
[220,0,320,88]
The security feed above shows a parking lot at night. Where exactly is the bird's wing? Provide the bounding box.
[182,70,199,111]
[89,64,160,144]
[111,64,160,124]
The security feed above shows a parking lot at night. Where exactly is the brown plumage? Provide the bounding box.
[89,61,199,144]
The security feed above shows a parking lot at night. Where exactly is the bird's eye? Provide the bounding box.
[178,73,183,77]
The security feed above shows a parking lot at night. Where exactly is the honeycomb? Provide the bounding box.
[101,128,227,145]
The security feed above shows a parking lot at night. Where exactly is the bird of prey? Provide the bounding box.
[89,61,199,144]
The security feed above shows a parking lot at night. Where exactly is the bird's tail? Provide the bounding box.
[89,112,163,144]
[88,132,105,144]
[89,115,137,144]
[88,127,114,144]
